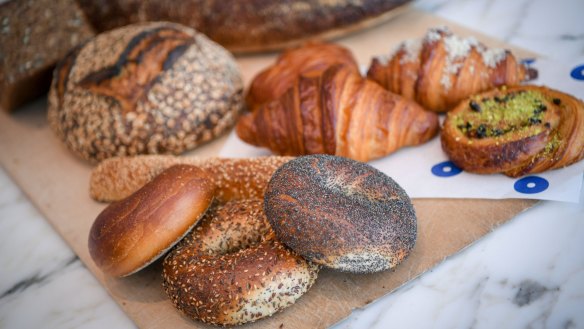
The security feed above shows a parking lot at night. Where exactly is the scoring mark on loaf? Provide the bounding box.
[78,27,195,114]
[47,22,245,162]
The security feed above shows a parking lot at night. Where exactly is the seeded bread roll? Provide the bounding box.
[76,0,412,53]
[89,155,293,203]
[163,200,319,325]
[264,154,417,273]
[88,165,215,277]
[48,22,244,162]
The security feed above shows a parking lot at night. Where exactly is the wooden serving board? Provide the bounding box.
[0,6,538,329]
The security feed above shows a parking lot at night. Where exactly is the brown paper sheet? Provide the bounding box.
[0,6,538,329]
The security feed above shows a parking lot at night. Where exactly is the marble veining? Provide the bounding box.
[1,0,583,328]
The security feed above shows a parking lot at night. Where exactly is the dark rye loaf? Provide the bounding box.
[0,0,94,112]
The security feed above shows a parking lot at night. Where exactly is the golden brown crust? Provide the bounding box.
[88,165,215,277]
[441,85,584,177]
[89,155,293,202]
[162,200,319,325]
[264,155,417,273]
[246,42,359,110]
[367,27,536,113]
[76,0,411,53]
[47,22,243,162]
[236,64,439,162]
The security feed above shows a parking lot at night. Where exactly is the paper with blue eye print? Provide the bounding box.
[219,58,584,203]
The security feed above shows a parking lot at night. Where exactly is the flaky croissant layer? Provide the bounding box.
[237,65,439,162]
[245,42,360,111]
[367,26,537,113]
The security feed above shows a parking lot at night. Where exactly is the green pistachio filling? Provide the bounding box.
[455,90,549,139]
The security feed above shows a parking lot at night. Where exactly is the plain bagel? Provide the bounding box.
[264,154,417,273]
[162,199,319,326]
[88,164,215,277]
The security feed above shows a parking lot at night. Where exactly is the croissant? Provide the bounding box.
[245,42,360,110]
[441,85,584,177]
[367,27,537,113]
[236,65,439,162]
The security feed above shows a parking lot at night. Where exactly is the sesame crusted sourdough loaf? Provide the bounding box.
[441,85,584,177]
[48,22,244,163]
[367,27,537,113]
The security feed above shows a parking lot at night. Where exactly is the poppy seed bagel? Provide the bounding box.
[48,22,244,162]
[264,154,417,273]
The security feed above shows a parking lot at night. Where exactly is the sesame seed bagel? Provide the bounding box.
[89,155,293,203]
[162,199,319,326]
[264,154,417,273]
[48,22,244,163]
[88,165,215,277]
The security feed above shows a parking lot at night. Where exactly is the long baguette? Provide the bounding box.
[90,155,293,203]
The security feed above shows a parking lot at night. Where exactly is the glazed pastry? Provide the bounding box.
[246,42,359,110]
[367,26,537,113]
[236,65,439,162]
[441,85,584,177]
[88,165,215,277]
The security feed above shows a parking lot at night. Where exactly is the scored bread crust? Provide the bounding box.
[76,0,412,53]
[48,22,244,163]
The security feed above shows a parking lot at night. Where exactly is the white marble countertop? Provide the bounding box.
[1,0,583,328]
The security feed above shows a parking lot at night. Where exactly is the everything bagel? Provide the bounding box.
[162,200,319,326]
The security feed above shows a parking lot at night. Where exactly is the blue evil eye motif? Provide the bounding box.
[514,176,549,194]
[431,161,462,177]
[570,64,584,81]
[521,58,536,65]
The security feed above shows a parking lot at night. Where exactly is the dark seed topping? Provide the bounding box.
[533,103,547,114]
[529,117,542,125]
[544,122,551,129]
[476,124,487,138]
[469,100,481,112]
[492,128,503,136]
[553,98,561,105]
